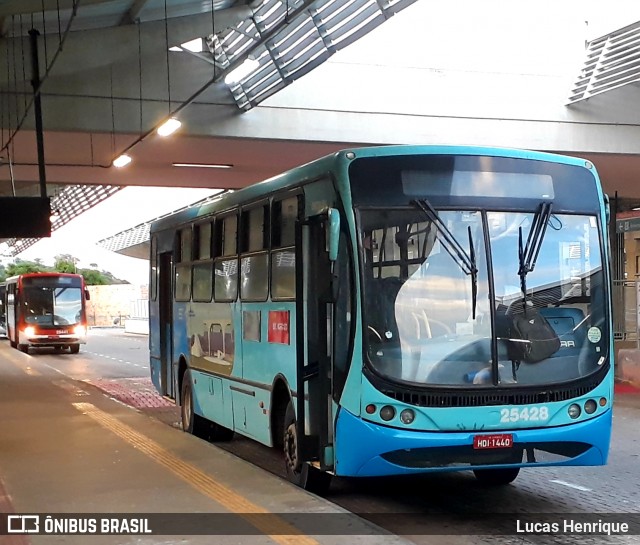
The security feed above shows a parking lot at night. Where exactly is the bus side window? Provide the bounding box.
[193,222,213,302]
[271,196,299,300]
[175,227,192,302]
[240,204,269,301]
[214,213,238,302]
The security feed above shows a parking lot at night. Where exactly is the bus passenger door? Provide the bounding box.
[296,214,334,470]
[158,252,175,398]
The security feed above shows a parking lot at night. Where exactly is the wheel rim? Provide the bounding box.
[182,386,192,431]
[284,422,299,474]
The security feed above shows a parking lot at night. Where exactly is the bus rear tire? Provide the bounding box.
[283,401,332,495]
[180,369,208,439]
[473,467,520,485]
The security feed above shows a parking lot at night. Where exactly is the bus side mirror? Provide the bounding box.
[327,208,340,262]
[85,289,91,301]
[604,194,611,226]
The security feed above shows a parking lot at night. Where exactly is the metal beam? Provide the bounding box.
[120,0,151,25]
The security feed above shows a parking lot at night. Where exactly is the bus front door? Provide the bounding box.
[296,215,334,470]
[158,252,175,398]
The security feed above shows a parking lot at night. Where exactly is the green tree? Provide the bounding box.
[54,254,78,273]
[6,260,50,276]
[1,256,130,286]
[79,268,111,285]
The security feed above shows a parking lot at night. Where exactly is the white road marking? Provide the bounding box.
[550,479,592,492]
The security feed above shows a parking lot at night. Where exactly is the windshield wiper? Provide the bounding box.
[412,199,478,319]
[518,202,552,303]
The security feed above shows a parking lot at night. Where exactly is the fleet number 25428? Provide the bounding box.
[500,407,549,423]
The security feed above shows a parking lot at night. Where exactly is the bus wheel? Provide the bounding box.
[180,369,207,439]
[69,345,80,354]
[17,344,28,353]
[473,467,520,485]
[283,401,332,495]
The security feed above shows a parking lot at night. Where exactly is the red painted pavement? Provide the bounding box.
[85,378,175,409]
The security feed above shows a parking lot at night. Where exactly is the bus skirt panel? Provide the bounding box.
[334,407,612,477]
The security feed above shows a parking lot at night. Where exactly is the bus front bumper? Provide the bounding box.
[334,407,612,477]
[20,332,87,347]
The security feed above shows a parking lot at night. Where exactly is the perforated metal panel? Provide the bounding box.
[568,20,640,104]
[211,0,418,110]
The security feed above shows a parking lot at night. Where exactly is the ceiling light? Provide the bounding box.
[113,154,132,168]
[224,58,260,85]
[172,163,233,169]
[157,117,182,137]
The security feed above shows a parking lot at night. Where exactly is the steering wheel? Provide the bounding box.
[410,310,452,338]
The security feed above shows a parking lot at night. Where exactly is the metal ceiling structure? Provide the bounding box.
[568,20,640,104]
[214,0,416,110]
[0,0,416,256]
[95,189,229,258]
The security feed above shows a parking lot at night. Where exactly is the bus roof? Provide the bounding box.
[149,144,594,233]
[3,272,85,285]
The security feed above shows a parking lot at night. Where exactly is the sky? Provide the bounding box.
[5,186,218,286]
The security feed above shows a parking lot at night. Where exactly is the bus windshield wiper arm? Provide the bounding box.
[412,199,478,319]
[518,202,552,300]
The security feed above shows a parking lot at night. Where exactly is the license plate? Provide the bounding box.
[473,433,513,450]
[56,330,67,335]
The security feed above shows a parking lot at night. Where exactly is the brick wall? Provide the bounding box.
[86,284,149,327]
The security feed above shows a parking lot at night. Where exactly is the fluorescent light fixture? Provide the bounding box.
[173,163,233,169]
[224,58,260,85]
[157,117,182,137]
[49,209,60,221]
[169,37,204,53]
[113,154,132,168]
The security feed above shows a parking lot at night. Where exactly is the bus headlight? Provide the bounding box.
[568,404,581,419]
[379,405,396,421]
[24,326,36,337]
[400,409,415,425]
[584,399,597,414]
[74,325,87,336]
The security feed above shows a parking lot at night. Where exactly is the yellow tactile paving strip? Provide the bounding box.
[72,402,321,545]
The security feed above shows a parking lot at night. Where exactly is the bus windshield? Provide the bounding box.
[22,286,83,326]
[359,207,607,388]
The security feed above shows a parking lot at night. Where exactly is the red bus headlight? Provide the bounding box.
[23,326,36,337]
[74,325,87,336]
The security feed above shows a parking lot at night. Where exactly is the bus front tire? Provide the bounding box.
[18,344,28,353]
[283,401,332,495]
[69,345,80,354]
[473,467,520,485]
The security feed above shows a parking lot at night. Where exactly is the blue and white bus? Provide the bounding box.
[149,145,613,492]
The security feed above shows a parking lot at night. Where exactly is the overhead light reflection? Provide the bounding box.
[113,154,132,168]
[157,117,182,137]
[172,163,233,169]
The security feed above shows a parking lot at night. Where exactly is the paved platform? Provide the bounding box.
[0,347,409,545]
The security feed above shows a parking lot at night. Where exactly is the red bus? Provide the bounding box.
[3,272,90,354]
